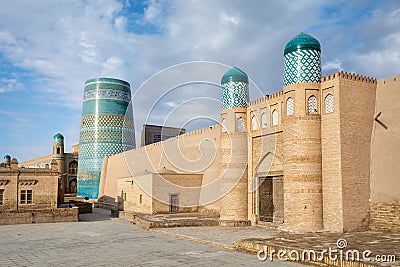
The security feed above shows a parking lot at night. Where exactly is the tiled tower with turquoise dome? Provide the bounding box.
[283,32,321,86]
[53,132,65,176]
[282,33,323,231]
[3,155,11,166]
[77,78,135,199]
[221,67,249,108]
[219,67,250,225]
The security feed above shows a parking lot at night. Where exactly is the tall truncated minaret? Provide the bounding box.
[77,78,135,199]
[282,33,323,231]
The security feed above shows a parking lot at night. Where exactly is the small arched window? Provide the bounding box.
[69,161,78,175]
[221,118,227,132]
[325,94,334,113]
[56,147,60,154]
[272,110,278,126]
[251,116,258,131]
[261,113,267,128]
[237,117,245,132]
[308,95,318,114]
[286,97,294,116]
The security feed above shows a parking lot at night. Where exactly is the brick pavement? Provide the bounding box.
[0,208,301,267]
[152,226,274,249]
[236,231,399,266]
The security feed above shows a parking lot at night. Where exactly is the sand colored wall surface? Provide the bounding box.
[371,75,400,203]
[0,208,79,225]
[117,173,203,214]
[337,73,376,232]
[321,75,343,232]
[0,167,59,211]
[282,82,323,231]
[101,125,221,212]
[101,71,399,233]
[370,75,400,233]
[247,93,284,224]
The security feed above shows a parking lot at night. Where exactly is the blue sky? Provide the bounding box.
[0,0,399,161]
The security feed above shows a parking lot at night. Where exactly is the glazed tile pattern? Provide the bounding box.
[221,67,249,109]
[284,49,321,86]
[83,90,131,101]
[77,78,135,199]
[53,133,64,145]
[221,80,249,108]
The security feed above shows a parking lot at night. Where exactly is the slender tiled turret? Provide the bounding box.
[219,67,250,226]
[282,33,323,231]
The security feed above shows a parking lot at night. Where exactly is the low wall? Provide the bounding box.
[67,201,93,214]
[370,202,400,233]
[0,208,79,225]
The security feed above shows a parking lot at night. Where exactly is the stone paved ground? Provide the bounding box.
[236,231,400,266]
[0,208,301,267]
[152,226,274,249]
[151,222,399,266]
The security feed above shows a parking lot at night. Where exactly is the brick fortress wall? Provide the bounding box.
[370,74,400,233]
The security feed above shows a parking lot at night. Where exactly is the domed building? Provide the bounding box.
[96,32,400,234]
[8,32,400,234]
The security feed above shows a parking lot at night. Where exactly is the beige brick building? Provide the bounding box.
[20,133,79,195]
[95,33,399,233]
[0,156,78,224]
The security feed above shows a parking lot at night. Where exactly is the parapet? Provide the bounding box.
[322,71,376,84]
[266,90,284,101]
[377,74,400,86]
[138,124,220,152]
[248,96,266,107]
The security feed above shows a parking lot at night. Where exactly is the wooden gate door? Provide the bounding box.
[259,177,273,222]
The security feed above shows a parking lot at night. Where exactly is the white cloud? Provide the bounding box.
[101,56,123,74]
[0,78,24,93]
[1,0,400,159]
[221,13,239,25]
[114,15,128,30]
[322,59,343,73]
[144,0,163,22]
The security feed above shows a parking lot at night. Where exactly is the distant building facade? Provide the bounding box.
[141,124,186,146]
[20,133,79,195]
[0,156,78,224]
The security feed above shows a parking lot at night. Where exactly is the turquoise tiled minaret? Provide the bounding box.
[77,78,135,199]
[221,67,249,108]
[283,32,321,86]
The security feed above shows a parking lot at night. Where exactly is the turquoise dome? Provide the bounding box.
[220,67,249,109]
[284,32,321,55]
[221,67,248,85]
[53,133,64,140]
[4,155,11,160]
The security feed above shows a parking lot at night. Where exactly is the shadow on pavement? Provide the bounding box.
[79,207,114,222]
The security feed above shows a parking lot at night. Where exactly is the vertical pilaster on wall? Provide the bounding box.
[77,78,136,200]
